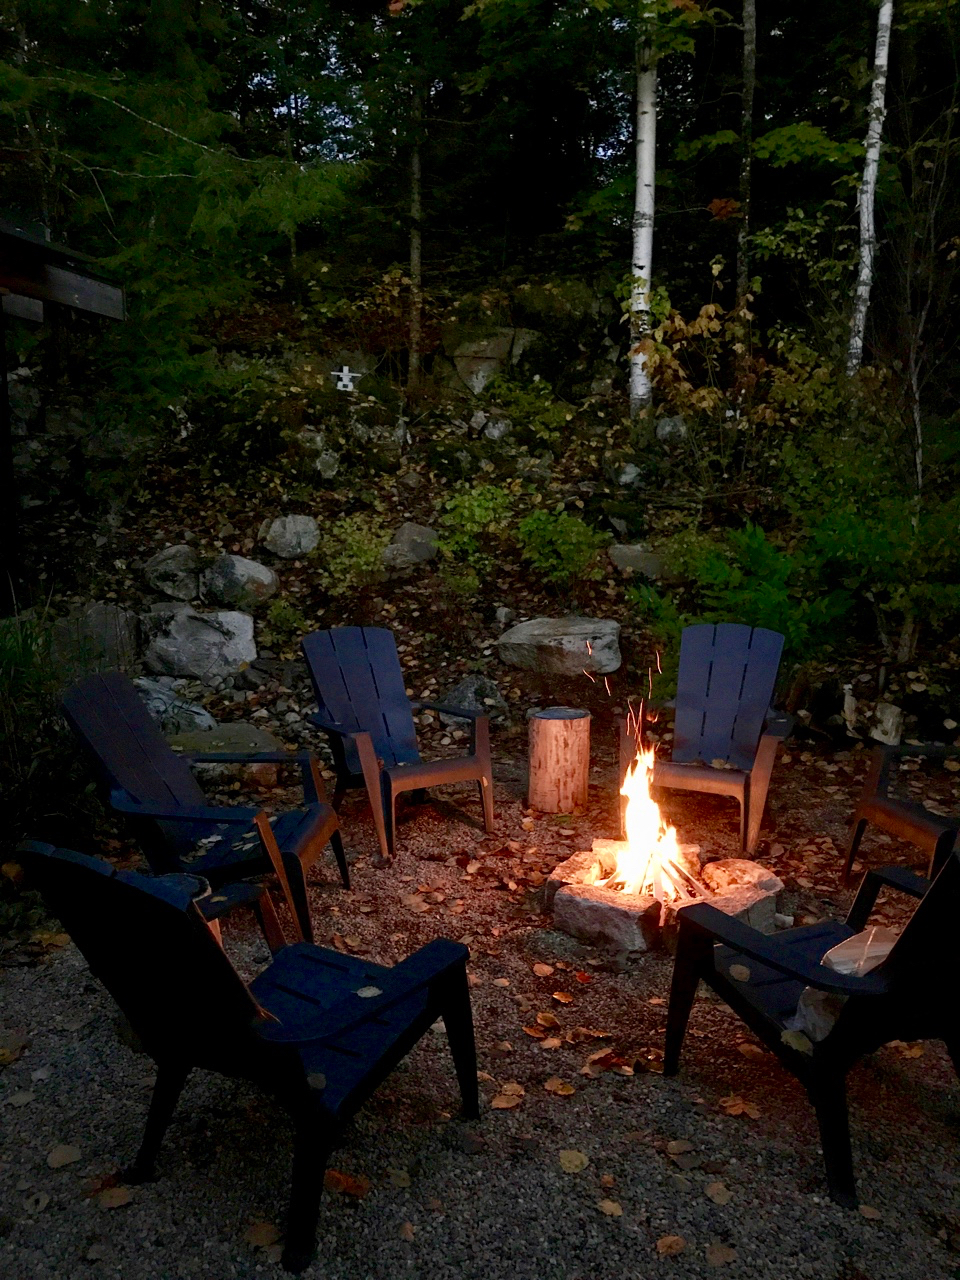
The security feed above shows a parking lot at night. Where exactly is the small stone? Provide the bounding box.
[259,514,320,559]
[201,555,279,609]
[382,522,439,572]
[143,545,199,600]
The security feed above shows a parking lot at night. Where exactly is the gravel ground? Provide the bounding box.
[3,743,960,1280]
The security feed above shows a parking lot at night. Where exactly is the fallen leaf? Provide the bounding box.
[666,1140,694,1155]
[47,1144,81,1169]
[355,986,382,999]
[859,1205,882,1220]
[728,964,751,982]
[718,1095,760,1119]
[656,1234,686,1256]
[600,1173,616,1188]
[648,996,665,1006]
[897,1042,924,1059]
[389,1168,412,1188]
[552,991,574,1004]
[465,860,481,875]
[400,1221,416,1241]
[705,1181,731,1205]
[244,1221,280,1247]
[98,1186,134,1210]
[780,1029,814,1055]
[493,978,510,988]
[8,1090,34,1108]
[477,1070,495,1082]
[540,1036,563,1050]
[491,1093,522,1109]
[574,971,592,984]
[324,1169,371,1198]
[705,1241,737,1265]
[523,1025,546,1039]
[559,1149,589,1173]
[521,817,535,831]
[737,1043,766,1062]
[532,963,554,977]
[598,1198,623,1216]
[500,1080,524,1095]
[544,1076,576,1096]
[23,1191,49,1214]
[536,1011,561,1028]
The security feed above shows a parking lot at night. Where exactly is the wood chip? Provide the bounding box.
[598,1198,623,1216]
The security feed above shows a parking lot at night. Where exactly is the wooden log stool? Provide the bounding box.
[528,707,591,813]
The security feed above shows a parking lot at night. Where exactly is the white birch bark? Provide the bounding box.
[846,0,894,376]
[629,36,658,415]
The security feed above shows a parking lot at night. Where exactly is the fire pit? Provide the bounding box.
[546,744,783,952]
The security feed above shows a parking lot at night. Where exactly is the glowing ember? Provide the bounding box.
[598,747,692,902]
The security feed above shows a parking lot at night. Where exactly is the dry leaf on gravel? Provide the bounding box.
[47,1144,81,1169]
[324,1169,371,1198]
[705,1181,731,1205]
[536,1011,561,1028]
[491,1093,522,1109]
[552,991,574,1004]
[558,1150,589,1173]
[705,1242,737,1265]
[523,1025,546,1039]
[656,1234,686,1256]
[859,1205,882,1220]
[98,1187,134,1210]
[737,1043,766,1062]
[355,986,381,999]
[718,1095,760,1118]
[540,1036,563,1050]
[598,1199,623,1216]
[600,1173,615,1188]
[8,1090,35,1107]
[400,1222,416,1241]
[244,1221,280,1248]
[544,1076,576,1096]
[389,1168,412,1188]
[532,963,554,977]
[493,978,510,987]
[666,1140,694,1155]
[780,1029,814,1055]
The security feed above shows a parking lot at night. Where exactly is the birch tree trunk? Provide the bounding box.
[408,86,423,391]
[629,34,657,415]
[846,0,894,376]
[735,0,756,303]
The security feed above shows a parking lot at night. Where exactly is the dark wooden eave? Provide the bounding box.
[0,217,125,322]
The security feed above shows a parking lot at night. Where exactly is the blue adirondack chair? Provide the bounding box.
[302,627,495,861]
[62,672,349,944]
[621,623,792,853]
[665,855,960,1206]
[20,841,478,1273]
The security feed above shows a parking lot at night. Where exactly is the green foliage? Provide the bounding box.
[752,122,863,168]
[516,509,610,588]
[483,376,574,449]
[438,484,514,572]
[317,513,391,598]
[261,598,311,650]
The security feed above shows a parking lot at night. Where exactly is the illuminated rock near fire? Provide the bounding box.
[553,884,662,953]
[497,617,621,676]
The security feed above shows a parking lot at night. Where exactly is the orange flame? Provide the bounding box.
[599,747,683,900]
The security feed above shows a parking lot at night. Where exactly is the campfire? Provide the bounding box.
[596,745,704,906]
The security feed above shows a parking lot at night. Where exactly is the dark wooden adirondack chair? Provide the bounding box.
[19,841,478,1273]
[664,855,960,1205]
[62,672,349,944]
[620,623,791,853]
[302,627,495,861]
[842,742,960,885]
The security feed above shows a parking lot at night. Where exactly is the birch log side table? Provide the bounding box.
[527,707,591,813]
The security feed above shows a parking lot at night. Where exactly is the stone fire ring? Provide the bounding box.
[547,842,784,954]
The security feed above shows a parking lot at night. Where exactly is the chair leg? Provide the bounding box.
[928,828,957,880]
[253,890,287,953]
[441,967,480,1120]
[809,1073,858,1208]
[842,817,868,887]
[383,779,398,861]
[330,827,350,890]
[125,1062,190,1183]
[745,734,778,854]
[281,855,313,944]
[663,937,703,1076]
[354,731,390,863]
[282,1114,331,1274]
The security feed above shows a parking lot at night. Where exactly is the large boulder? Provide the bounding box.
[202,554,279,609]
[167,721,286,788]
[437,674,509,726]
[608,544,662,579]
[51,602,140,675]
[134,677,217,734]
[382,522,439,572]
[497,617,621,676]
[142,607,256,681]
[144,544,199,600]
[259,514,319,559]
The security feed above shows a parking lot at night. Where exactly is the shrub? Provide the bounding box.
[438,484,513,574]
[516,509,610,588]
[317,512,390,597]
[261,597,311,650]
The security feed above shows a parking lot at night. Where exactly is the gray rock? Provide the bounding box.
[616,463,641,487]
[144,544,199,601]
[451,328,515,394]
[259,514,319,559]
[167,721,286,787]
[553,884,661,953]
[656,415,688,442]
[399,471,423,491]
[497,616,621,676]
[202,555,279,610]
[494,606,516,629]
[382,522,439,572]
[871,702,904,745]
[142,607,256,681]
[133,677,216,734]
[483,417,513,442]
[608,544,663,579]
[51,603,140,675]
[295,429,341,479]
[437,675,508,727]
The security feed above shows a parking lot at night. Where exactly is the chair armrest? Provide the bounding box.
[763,710,794,739]
[412,701,485,722]
[308,714,354,740]
[109,788,261,826]
[255,938,469,1045]
[183,750,326,804]
[676,902,888,996]
[845,864,930,931]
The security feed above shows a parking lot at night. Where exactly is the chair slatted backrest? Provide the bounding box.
[872,854,960,1016]
[62,673,207,860]
[21,843,263,1069]
[672,624,784,771]
[302,627,421,772]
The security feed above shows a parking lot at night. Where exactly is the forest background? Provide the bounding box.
[1,0,959,897]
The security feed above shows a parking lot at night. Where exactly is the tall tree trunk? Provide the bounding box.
[629,35,657,416]
[408,86,423,391]
[735,0,756,302]
[846,0,894,376]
